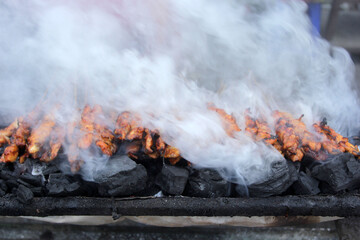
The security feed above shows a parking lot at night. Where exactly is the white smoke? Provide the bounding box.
[0,0,359,184]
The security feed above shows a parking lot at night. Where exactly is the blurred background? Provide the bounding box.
[319,1,360,84]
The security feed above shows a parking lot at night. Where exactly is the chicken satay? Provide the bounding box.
[125,141,142,160]
[28,113,56,158]
[114,111,132,140]
[0,119,19,147]
[288,148,304,162]
[0,144,19,163]
[126,114,144,141]
[19,151,29,164]
[66,121,78,143]
[2,116,33,163]
[244,110,283,155]
[313,121,360,157]
[78,105,95,149]
[208,104,241,137]
[67,143,83,173]
[40,126,65,162]
[273,111,302,161]
[321,123,359,156]
[152,130,166,154]
[164,145,181,165]
[12,117,31,148]
[92,105,117,156]
[142,129,153,154]
[94,124,117,156]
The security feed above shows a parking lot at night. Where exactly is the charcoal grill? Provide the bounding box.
[1,195,360,217]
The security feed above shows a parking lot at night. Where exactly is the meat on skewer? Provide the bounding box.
[208,104,241,137]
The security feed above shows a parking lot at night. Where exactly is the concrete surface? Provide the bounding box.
[0,217,341,240]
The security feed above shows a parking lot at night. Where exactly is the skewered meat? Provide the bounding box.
[208,104,241,137]
[93,105,117,156]
[114,111,144,141]
[40,126,65,162]
[13,118,31,148]
[0,119,19,147]
[272,111,326,162]
[78,105,95,149]
[164,145,181,165]
[28,113,56,158]
[244,110,282,154]
[143,129,153,154]
[273,111,304,162]
[67,142,82,173]
[125,141,142,160]
[114,111,132,140]
[314,119,360,157]
[0,144,19,163]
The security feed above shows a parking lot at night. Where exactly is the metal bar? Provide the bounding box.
[324,0,341,40]
[1,195,360,217]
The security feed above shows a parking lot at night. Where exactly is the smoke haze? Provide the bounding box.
[0,0,358,184]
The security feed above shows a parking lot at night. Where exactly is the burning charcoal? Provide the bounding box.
[11,187,17,194]
[65,182,82,195]
[29,187,43,196]
[292,171,320,195]
[5,179,18,190]
[0,179,7,192]
[184,168,231,198]
[311,153,360,192]
[47,183,66,196]
[46,173,95,196]
[78,180,99,196]
[19,173,43,187]
[16,184,34,204]
[42,165,61,176]
[0,179,6,197]
[94,156,147,197]
[318,182,338,194]
[48,173,69,184]
[16,179,34,188]
[136,160,162,196]
[0,169,18,181]
[245,160,298,197]
[155,165,189,195]
[46,173,71,196]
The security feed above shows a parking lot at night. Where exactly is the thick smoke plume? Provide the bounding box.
[0,0,359,185]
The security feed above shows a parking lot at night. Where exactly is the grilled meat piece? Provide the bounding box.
[125,141,142,160]
[273,111,324,162]
[40,126,65,162]
[273,111,304,162]
[164,145,181,165]
[67,143,82,173]
[244,110,282,154]
[0,119,19,147]
[93,105,117,156]
[28,113,56,158]
[143,129,153,154]
[313,121,360,157]
[208,104,241,137]
[0,144,19,163]
[114,111,132,140]
[78,105,95,149]
[13,118,31,148]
